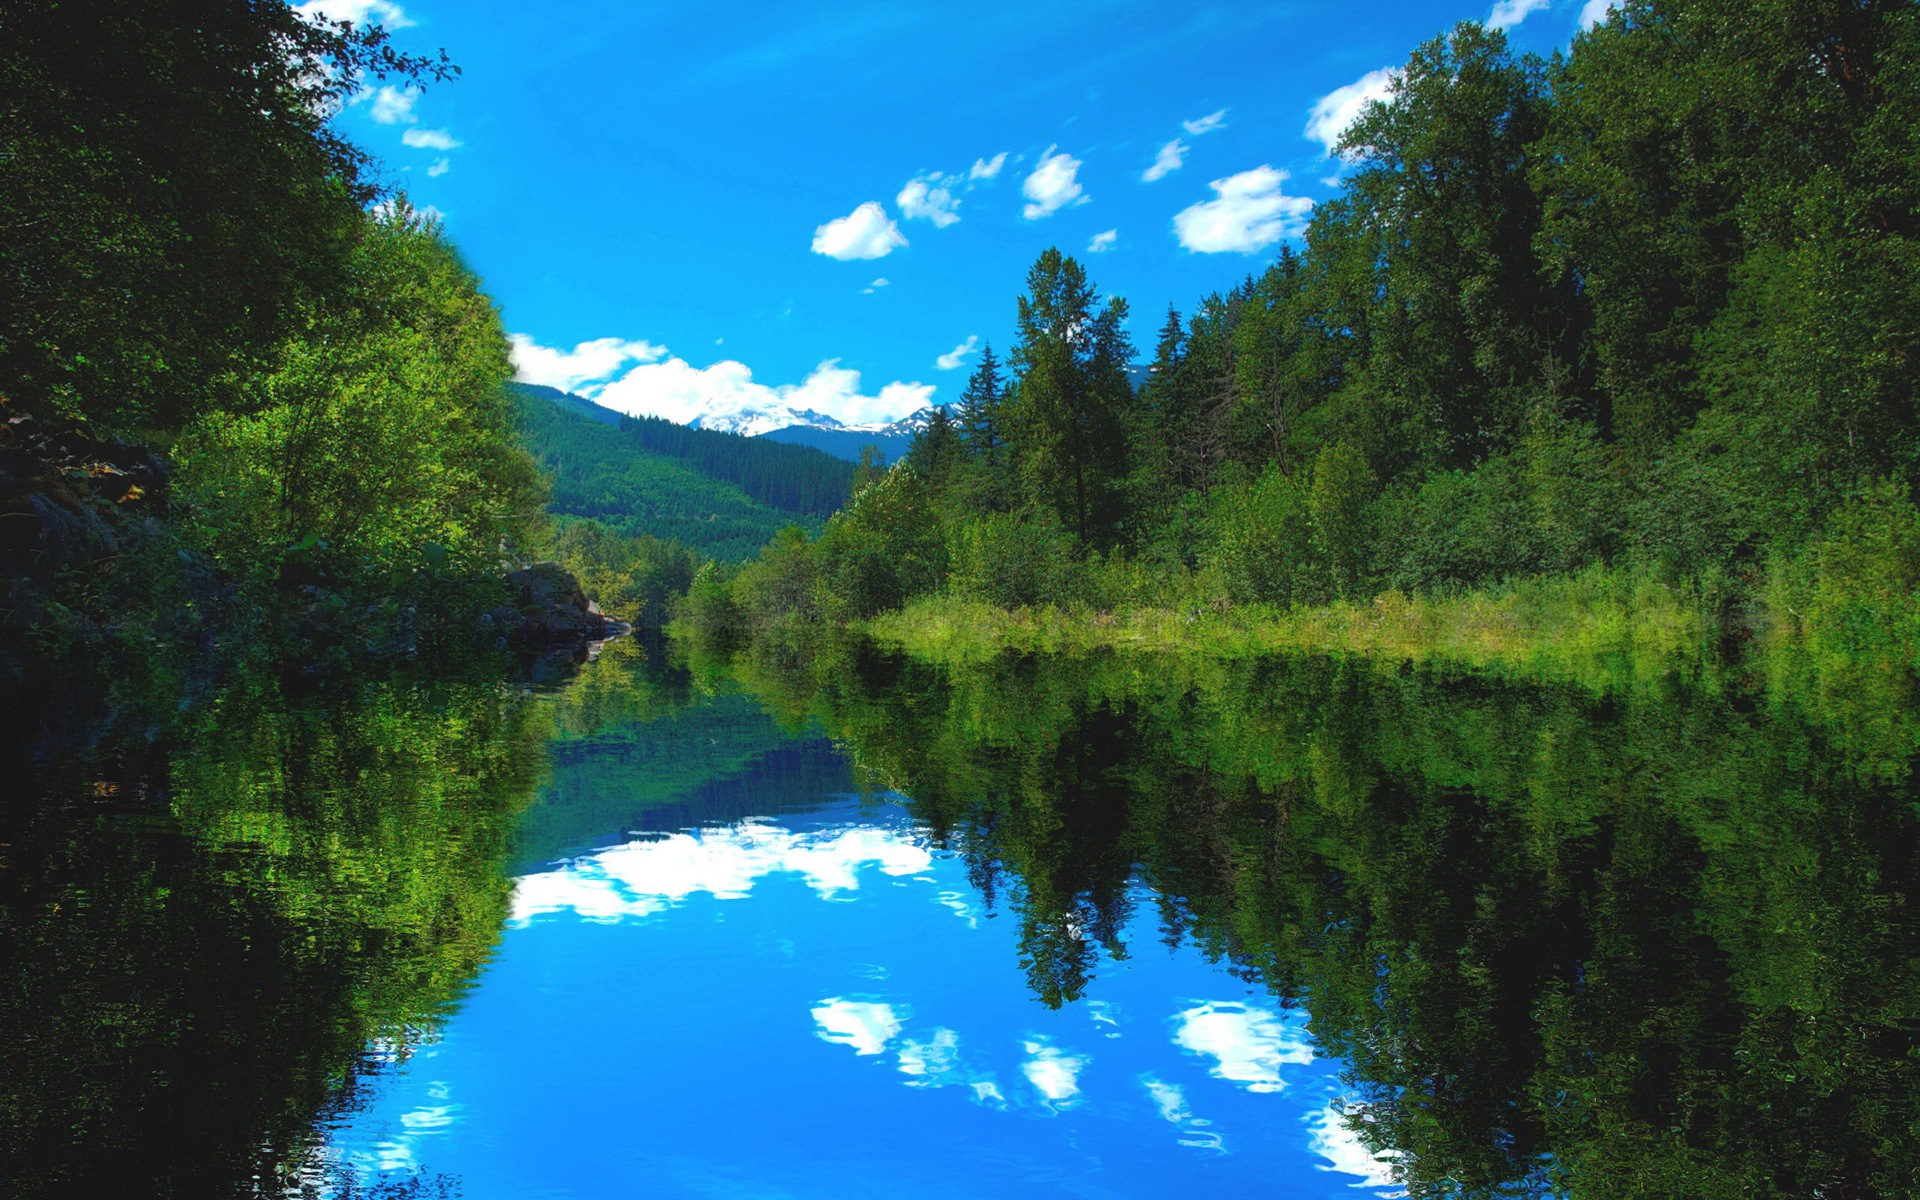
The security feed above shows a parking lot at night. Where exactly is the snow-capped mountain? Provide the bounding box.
[684,403,946,440]
[753,404,951,464]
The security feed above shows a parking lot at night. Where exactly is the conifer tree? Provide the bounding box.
[1003,249,1135,547]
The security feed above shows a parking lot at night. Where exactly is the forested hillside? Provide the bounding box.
[690,0,1920,658]
[511,384,849,560]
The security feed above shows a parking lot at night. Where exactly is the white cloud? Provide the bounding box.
[1143,1077,1226,1152]
[1173,166,1313,254]
[293,0,413,28]
[812,201,908,260]
[898,177,961,227]
[862,276,889,294]
[1021,148,1087,220]
[1308,1105,1407,1196]
[402,127,461,151]
[1305,67,1398,156]
[509,334,666,396]
[368,85,418,125]
[969,153,1009,180]
[812,998,905,1057]
[1182,109,1229,136]
[427,157,450,178]
[1488,0,1551,30]
[1171,1001,1314,1092]
[1143,138,1187,182]
[511,334,937,430]
[936,336,979,371]
[1578,0,1617,28]
[1020,1038,1087,1107]
[605,356,934,431]
[510,819,935,924]
[1087,229,1118,253]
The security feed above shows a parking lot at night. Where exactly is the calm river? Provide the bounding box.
[6,635,1919,1197]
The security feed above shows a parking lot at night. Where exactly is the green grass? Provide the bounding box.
[864,566,1715,691]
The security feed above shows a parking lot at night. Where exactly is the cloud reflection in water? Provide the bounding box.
[510,821,934,925]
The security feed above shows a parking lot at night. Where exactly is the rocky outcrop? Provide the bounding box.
[489,562,628,643]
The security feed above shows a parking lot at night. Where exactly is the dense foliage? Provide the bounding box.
[0,2,549,660]
[692,0,1920,642]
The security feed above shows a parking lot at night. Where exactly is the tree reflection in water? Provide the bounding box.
[8,630,1920,1199]
[0,657,554,1199]
[712,639,1920,1199]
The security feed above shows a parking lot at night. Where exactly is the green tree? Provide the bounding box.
[175,203,543,585]
[957,342,1010,511]
[1002,249,1136,548]
[0,0,454,433]
[1309,442,1379,597]
[1340,23,1568,472]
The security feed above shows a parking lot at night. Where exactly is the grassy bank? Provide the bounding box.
[862,567,1716,689]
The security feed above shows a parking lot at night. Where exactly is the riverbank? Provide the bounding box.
[858,567,1713,684]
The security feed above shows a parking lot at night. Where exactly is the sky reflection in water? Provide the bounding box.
[328,796,1398,1198]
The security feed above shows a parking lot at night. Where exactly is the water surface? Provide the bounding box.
[7,638,1920,1198]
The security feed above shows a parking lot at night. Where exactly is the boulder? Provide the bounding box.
[503,562,628,642]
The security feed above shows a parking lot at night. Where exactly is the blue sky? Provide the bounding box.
[312,0,1607,426]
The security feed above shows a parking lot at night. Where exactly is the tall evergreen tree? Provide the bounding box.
[958,342,1006,465]
[1003,249,1135,547]
[905,407,964,492]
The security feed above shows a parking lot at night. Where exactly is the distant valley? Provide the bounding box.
[511,382,885,560]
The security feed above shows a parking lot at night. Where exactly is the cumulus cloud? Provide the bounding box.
[969,153,1009,180]
[1305,67,1398,156]
[1088,229,1118,253]
[812,998,905,1057]
[1309,1105,1407,1196]
[1021,147,1087,220]
[426,157,450,178]
[812,201,908,260]
[1578,0,1617,28]
[936,336,978,371]
[509,334,666,396]
[1182,109,1229,136]
[1171,1001,1314,1092]
[367,85,418,125]
[511,334,937,429]
[608,356,933,430]
[1143,138,1187,182]
[1488,0,1551,29]
[401,127,461,151]
[898,177,961,227]
[1020,1038,1087,1107]
[1173,166,1313,254]
[294,0,413,28]
[510,819,935,924]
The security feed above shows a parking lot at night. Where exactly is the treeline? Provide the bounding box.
[620,412,856,515]
[0,1,559,665]
[689,0,1920,643]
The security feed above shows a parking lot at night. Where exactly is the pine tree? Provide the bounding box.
[959,343,1006,463]
[1003,249,1135,547]
[906,407,963,492]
